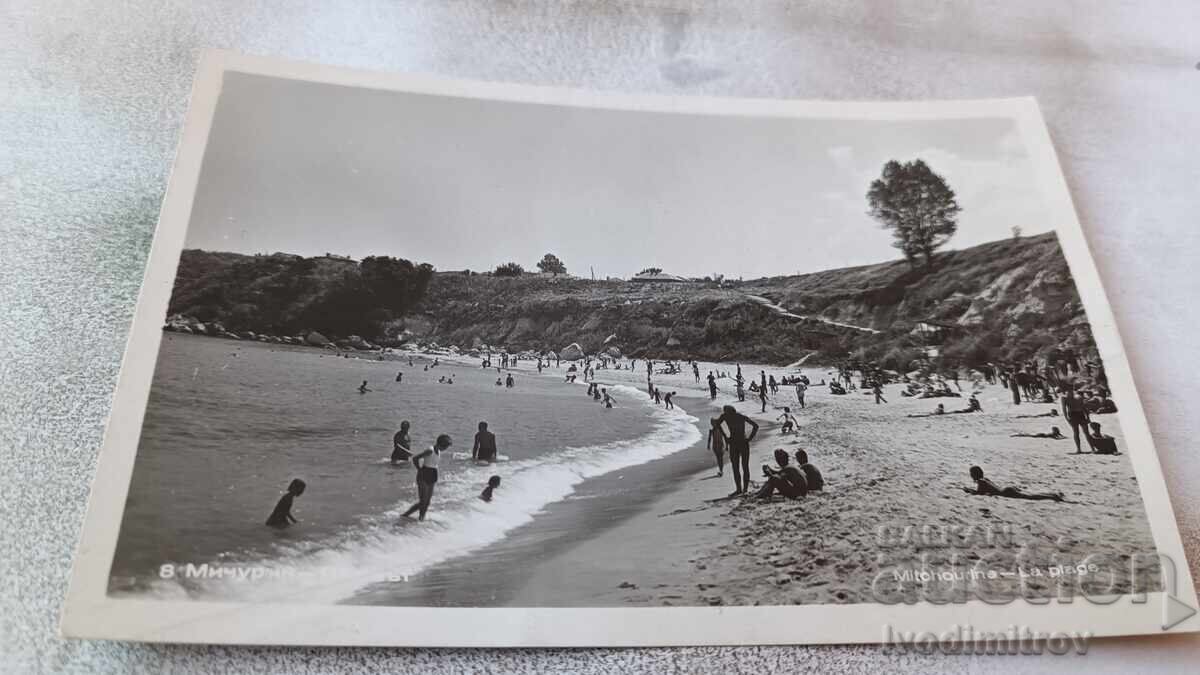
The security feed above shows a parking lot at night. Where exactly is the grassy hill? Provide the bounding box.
[167,232,1097,368]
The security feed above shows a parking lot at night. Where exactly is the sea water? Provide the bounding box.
[108,334,700,603]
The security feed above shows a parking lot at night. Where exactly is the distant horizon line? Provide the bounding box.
[181,230,1057,282]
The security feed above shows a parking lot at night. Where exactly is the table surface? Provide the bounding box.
[3,1,1199,672]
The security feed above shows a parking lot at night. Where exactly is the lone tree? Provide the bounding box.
[866,159,961,269]
[493,262,525,277]
[536,253,567,276]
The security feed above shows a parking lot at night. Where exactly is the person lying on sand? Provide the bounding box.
[907,403,946,418]
[794,449,823,491]
[1015,409,1059,419]
[961,466,1064,502]
[756,449,807,500]
[480,475,501,502]
[1011,426,1066,439]
[1087,422,1121,455]
[265,478,306,527]
[776,407,799,434]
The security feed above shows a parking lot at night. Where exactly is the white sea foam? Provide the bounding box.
[135,383,700,604]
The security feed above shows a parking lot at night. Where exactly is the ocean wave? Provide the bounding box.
[129,383,700,604]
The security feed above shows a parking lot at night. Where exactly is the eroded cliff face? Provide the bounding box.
[413,233,1093,366]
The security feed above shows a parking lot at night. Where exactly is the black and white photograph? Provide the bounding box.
[61,52,1196,647]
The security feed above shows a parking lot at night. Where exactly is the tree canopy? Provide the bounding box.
[637,267,663,276]
[493,262,525,277]
[866,159,961,268]
[536,253,567,275]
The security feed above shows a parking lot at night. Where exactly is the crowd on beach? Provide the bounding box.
[265,342,1124,533]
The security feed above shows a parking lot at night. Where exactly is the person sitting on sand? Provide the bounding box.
[496,377,503,386]
[1087,422,1121,455]
[829,381,846,395]
[395,371,403,383]
[967,394,981,412]
[358,380,371,394]
[472,421,498,463]
[1011,426,1066,439]
[794,449,823,491]
[706,417,726,477]
[756,449,807,500]
[961,466,1064,501]
[776,407,799,434]
[480,475,501,502]
[392,421,414,464]
[1015,409,1059,419]
[265,478,306,527]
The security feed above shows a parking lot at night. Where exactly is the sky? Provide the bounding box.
[185,72,1052,280]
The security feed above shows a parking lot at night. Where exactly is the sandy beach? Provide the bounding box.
[501,363,1160,608]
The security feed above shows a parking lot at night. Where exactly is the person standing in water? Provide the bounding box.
[265,479,306,527]
[706,417,726,477]
[472,422,498,463]
[602,388,616,408]
[707,371,718,399]
[717,404,760,495]
[403,434,452,521]
[480,475,502,502]
[391,421,413,464]
[505,373,515,388]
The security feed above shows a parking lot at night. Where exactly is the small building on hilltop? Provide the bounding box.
[631,271,690,283]
[316,253,357,264]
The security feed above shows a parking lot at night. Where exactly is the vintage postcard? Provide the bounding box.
[62,51,1197,647]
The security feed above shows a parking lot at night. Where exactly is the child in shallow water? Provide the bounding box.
[480,475,501,502]
[265,479,306,527]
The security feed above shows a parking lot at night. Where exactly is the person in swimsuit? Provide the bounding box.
[391,421,413,464]
[706,417,726,477]
[794,449,823,490]
[472,421,498,463]
[480,475,501,502]
[505,374,515,388]
[1061,387,1091,454]
[358,380,371,394]
[1015,409,1059,419]
[395,371,403,383]
[873,382,887,404]
[1011,426,1066,439]
[601,388,616,409]
[1087,422,1120,455]
[707,372,718,399]
[776,407,798,434]
[756,449,807,500]
[717,404,760,495]
[664,391,675,410]
[265,479,306,527]
[962,466,1064,501]
[758,383,769,413]
[402,434,451,521]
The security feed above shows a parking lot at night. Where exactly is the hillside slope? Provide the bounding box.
[166,232,1096,367]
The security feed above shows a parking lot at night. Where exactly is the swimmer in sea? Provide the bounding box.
[402,434,452,521]
[472,421,498,463]
[265,478,306,527]
[392,421,414,463]
[480,475,501,502]
[358,380,371,394]
[962,466,1064,501]
[1011,426,1066,439]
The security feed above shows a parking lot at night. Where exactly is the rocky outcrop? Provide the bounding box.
[305,331,331,347]
[560,343,584,361]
